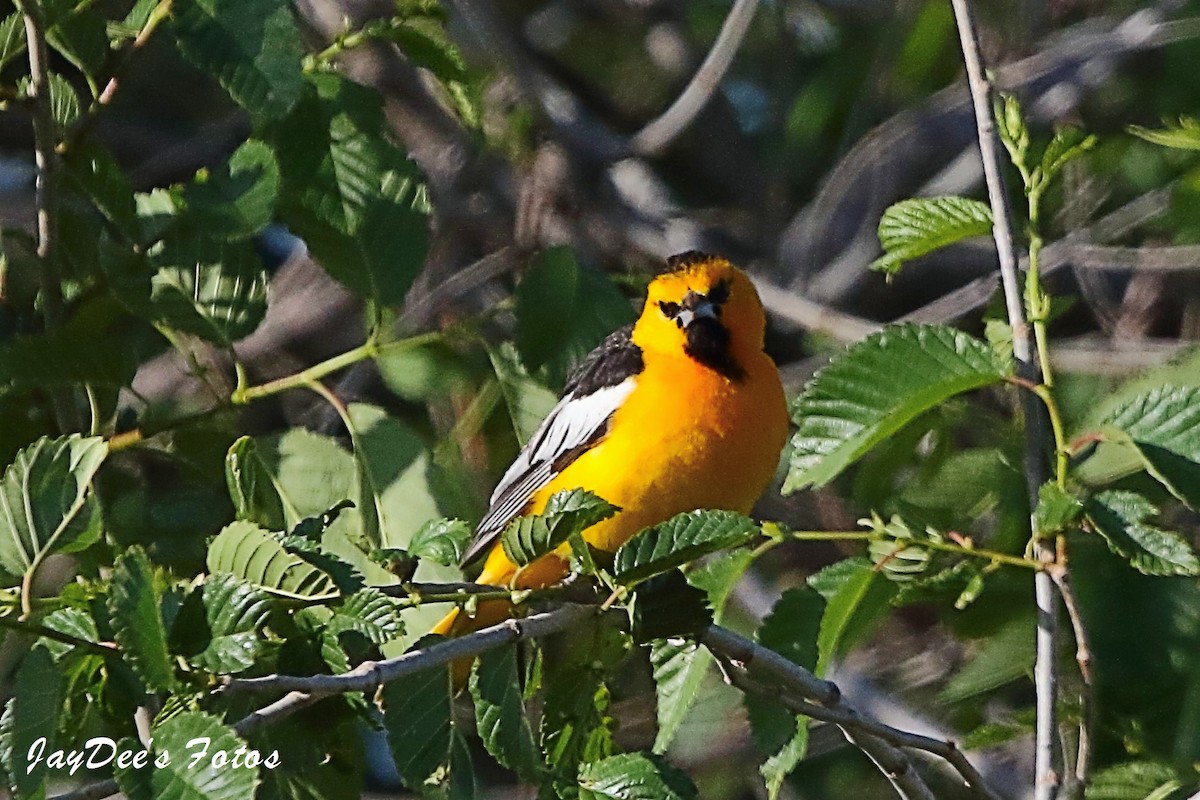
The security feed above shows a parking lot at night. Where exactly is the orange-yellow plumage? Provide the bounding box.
[433,254,787,637]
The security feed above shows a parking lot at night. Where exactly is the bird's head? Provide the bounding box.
[633,251,766,379]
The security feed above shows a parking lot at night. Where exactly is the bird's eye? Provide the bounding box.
[659,300,681,318]
[708,279,731,305]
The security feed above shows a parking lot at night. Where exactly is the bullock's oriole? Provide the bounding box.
[433,251,788,636]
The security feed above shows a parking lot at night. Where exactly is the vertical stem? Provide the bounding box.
[948,2,1060,798]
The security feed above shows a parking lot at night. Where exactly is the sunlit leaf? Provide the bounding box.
[870,197,993,275]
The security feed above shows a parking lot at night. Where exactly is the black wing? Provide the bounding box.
[460,325,644,567]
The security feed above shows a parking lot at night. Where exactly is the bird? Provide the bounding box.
[432,251,788,638]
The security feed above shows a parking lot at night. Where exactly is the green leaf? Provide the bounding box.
[1039,128,1096,181]
[502,488,620,568]
[613,510,759,587]
[207,521,338,599]
[746,589,822,798]
[1086,491,1200,576]
[382,19,467,84]
[116,712,259,800]
[147,234,269,344]
[469,645,542,779]
[327,587,404,646]
[46,72,80,129]
[274,74,428,305]
[869,197,994,275]
[2,646,63,800]
[181,139,280,240]
[64,144,141,242]
[863,514,933,583]
[1101,385,1200,508]
[171,0,303,119]
[578,752,698,800]
[488,342,559,443]
[785,324,1009,493]
[409,518,471,566]
[516,247,636,386]
[1129,117,1200,151]
[109,548,176,692]
[1085,761,1181,800]
[45,3,107,80]
[0,435,106,577]
[343,403,441,552]
[382,641,452,789]
[541,624,627,784]
[649,549,754,754]
[807,557,895,675]
[0,13,25,71]
[190,572,271,674]
[225,436,287,531]
[1033,483,1082,537]
[961,719,1029,750]
[940,617,1034,703]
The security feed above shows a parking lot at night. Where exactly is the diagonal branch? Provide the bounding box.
[630,0,760,156]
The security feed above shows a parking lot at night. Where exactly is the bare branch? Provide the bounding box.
[631,0,759,156]
[949,1,1060,797]
[222,604,599,695]
[1049,564,1094,799]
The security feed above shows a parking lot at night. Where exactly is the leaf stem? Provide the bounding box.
[230,332,441,405]
[782,530,1044,570]
[0,613,120,656]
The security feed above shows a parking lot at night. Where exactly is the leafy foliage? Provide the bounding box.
[501,488,619,567]
[870,196,993,275]
[785,324,1010,492]
[613,510,759,586]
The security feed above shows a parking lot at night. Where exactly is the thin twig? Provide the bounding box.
[1049,562,1094,799]
[0,614,120,656]
[630,0,760,156]
[949,1,1059,797]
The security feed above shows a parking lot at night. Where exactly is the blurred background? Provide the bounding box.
[4,0,1200,797]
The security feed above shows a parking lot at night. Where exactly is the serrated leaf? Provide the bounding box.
[1129,117,1200,151]
[171,0,303,119]
[746,589,821,798]
[863,514,933,583]
[274,74,428,305]
[109,548,176,692]
[1085,761,1181,800]
[116,712,259,800]
[63,144,141,241]
[147,234,268,344]
[382,641,452,789]
[870,197,993,274]
[2,646,63,800]
[578,752,698,800]
[516,247,636,387]
[785,324,1009,493]
[0,13,25,70]
[225,436,286,531]
[502,488,620,568]
[807,557,895,675]
[1086,491,1200,577]
[46,72,79,128]
[1039,128,1096,181]
[0,435,106,578]
[327,587,404,645]
[1033,483,1082,536]
[181,139,280,240]
[650,549,755,754]
[409,518,471,567]
[191,572,271,674]
[45,2,107,79]
[383,18,467,83]
[613,510,759,587]
[207,521,338,599]
[1101,385,1200,509]
[541,624,627,784]
[469,645,542,779]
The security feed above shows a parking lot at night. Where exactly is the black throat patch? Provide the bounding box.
[685,317,744,381]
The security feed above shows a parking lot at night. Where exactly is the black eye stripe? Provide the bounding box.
[659,300,681,317]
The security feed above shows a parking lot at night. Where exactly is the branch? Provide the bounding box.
[630,0,760,156]
[221,603,600,695]
[700,625,1000,800]
[1049,563,1094,800]
[949,2,1060,798]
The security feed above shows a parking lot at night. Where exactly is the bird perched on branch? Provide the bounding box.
[433,251,788,637]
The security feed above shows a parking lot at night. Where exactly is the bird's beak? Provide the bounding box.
[677,291,718,329]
